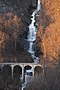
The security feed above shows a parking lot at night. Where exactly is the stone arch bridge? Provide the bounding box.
[0,63,44,80]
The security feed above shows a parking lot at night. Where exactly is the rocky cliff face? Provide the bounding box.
[36,0,60,64]
[0,0,37,62]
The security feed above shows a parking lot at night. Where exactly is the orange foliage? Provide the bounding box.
[36,0,60,62]
[0,31,8,48]
[0,12,21,38]
[41,22,60,61]
[0,12,21,49]
[3,13,21,34]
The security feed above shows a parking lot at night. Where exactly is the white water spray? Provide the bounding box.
[37,0,41,11]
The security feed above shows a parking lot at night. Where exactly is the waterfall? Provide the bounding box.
[37,0,41,11]
[27,0,41,63]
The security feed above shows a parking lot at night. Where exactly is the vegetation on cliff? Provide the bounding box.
[0,0,37,62]
[36,0,60,64]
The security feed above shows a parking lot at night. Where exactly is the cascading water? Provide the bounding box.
[27,0,41,63]
[22,1,41,90]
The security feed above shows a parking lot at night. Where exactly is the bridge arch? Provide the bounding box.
[34,66,43,76]
[13,65,22,78]
[24,65,33,83]
[3,65,12,76]
[24,65,32,73]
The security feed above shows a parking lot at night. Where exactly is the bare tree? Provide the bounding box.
[0,12,21,57]
[0,30,8,58]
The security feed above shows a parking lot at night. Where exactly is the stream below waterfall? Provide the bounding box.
[27,0,41,64]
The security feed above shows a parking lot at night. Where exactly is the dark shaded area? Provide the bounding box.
[3,65,11,76]
[1,51,33,63]
[24,65,32,73]
[13,65,22,78]
[25,63,60,90]
[34,66,43,76]
[0,65,22,90]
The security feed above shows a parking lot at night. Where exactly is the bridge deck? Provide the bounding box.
[0,63,43,68]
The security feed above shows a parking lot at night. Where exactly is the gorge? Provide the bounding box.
[0,0,60,64]
[0,0,60,90]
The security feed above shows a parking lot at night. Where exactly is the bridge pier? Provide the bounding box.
[22,66,24,81]
[32,67,34,79]
[11,65,14,77]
